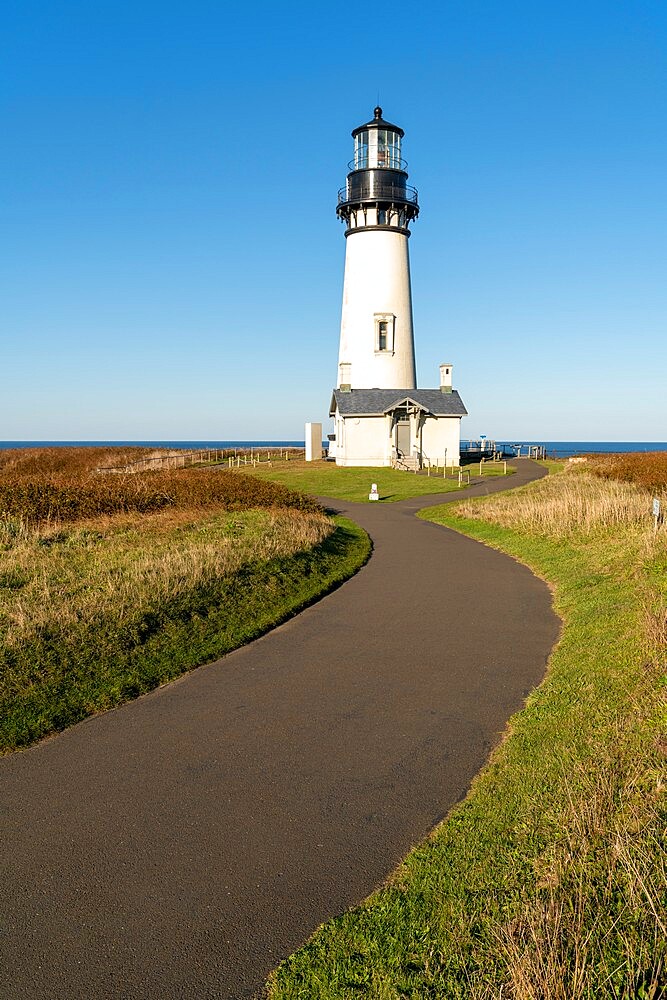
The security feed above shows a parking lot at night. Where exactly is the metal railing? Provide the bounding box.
[347,155,408,172]
[337,184,418,206]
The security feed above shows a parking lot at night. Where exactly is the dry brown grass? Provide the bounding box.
[492,717,666,1000]
[0,507,332,652]
[0,447,319,525]
[0,446,159,477]
[455,471,662,539]
[577,451,667,493]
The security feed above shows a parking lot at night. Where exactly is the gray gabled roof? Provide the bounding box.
[330,388,468,418]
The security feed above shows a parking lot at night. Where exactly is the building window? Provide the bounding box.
[377,209,387,225]
[374,313,395,353]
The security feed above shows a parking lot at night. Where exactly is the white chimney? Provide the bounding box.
[439,363,453,392]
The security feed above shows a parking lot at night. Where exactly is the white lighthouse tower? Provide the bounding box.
[336,106,419,390]
[329,108,468,468]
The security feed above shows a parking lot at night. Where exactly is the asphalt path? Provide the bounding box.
[1,460,560,999]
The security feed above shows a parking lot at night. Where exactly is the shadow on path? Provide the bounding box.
[0,461,560,999]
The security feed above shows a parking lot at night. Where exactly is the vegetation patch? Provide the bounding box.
[267,463,666,999]
[575,450,667,493]
[0,448,370,752]
[235,459,513,503]
[0,509,369,752]
[0,447,318,526]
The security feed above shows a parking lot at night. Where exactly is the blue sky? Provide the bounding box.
[2,1,666,441]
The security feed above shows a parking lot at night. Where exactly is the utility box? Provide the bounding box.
[305,422,323,462]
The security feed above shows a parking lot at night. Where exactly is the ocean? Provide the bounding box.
[1,440,667,459]
[488,442,667,459]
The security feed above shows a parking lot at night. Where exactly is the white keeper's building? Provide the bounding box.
[329,107,467,469]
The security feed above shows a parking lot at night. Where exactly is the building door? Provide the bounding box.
[396,420,410,457]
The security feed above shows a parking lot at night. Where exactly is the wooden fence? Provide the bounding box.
[96,447,305,474]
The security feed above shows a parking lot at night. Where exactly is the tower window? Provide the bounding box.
[377,209,387,225]
[374,314,395,353]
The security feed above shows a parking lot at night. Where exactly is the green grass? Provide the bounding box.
[267,477,666,998]
[0,513,370,752]
[538,458,567,475]
[233,459,513,503]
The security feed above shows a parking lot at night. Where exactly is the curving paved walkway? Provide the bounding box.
[0,460,560,999]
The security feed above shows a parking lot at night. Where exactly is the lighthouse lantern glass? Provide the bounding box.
[354,129,401,170]
[354,131,369,169]
[388,132,401,168]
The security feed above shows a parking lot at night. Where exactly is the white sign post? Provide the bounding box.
[369,483,379,501]
[653,497,661,534]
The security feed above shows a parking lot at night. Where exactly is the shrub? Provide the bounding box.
[0,449,319,525]
[578,452,667,493]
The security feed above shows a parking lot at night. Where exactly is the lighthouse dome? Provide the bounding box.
[351,106,405,139]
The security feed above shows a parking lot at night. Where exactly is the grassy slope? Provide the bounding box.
[234,459,512,503]
[268,477,666,998]
[1,514,370,752]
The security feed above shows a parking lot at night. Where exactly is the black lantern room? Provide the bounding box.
[336,107,419,234]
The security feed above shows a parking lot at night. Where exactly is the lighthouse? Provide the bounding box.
[336,106,419,391]
[329,108,468,468]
